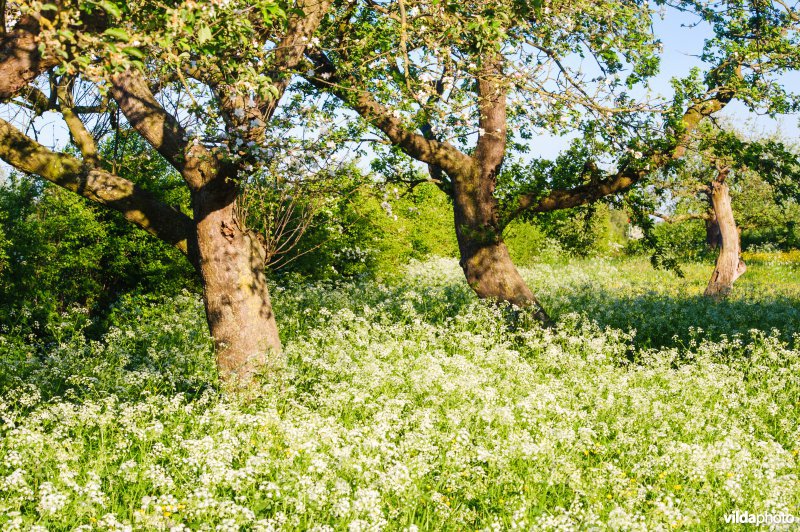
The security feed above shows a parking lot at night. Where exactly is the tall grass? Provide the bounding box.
[1,257,798,530]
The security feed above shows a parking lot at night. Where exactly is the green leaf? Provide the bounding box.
[98,0,122,19]
[122,47,145,59]
[260,3,286,21]
[197,26,213,45]
[103,27,130,42]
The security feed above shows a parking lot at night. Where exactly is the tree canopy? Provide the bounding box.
[0,0,798,383]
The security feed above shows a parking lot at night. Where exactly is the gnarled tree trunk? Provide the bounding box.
[109,68,286,386]
[449,58,551,324]
[193,179,282,385]
[451,165,552,324]
[0,0,341,390]
[704,175,746,298]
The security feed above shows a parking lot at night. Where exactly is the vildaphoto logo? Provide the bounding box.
[723,511,797,526]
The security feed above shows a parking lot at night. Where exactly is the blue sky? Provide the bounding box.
[529,6,799,160]
[657,7,799,135]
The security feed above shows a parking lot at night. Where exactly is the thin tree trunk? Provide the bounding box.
[704,177,746,298]
[192,180,282,385]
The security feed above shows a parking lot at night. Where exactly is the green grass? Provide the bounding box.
[0,255,798,530]
[528,254,800,350]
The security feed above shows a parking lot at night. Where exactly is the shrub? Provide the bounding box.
[0,175,196,339]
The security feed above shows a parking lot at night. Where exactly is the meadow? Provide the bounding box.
[1,255,799,531]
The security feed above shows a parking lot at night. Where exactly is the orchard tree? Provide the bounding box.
[305,0,800,321]
[0,0,337,385]
[650,125,800,296]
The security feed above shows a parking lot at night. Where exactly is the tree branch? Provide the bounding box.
[56,77,99,165]
[0,15,57,100]
[653,211,712,223]
[305,47,474,178]
[109,68,219,190]
[259,0,333,121]
[474,54,507,178]
[0,117,196,262]
[109,70,188,169]
[508,66,741,220]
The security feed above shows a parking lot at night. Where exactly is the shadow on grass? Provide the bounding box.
[274,275,800,352]
[547,287,800,350]
[4,271,798,403]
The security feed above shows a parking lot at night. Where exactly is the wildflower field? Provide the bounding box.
[1,256,799,531]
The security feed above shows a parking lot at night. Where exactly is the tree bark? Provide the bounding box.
[705,210,721,250]
[446,58,552,324]
[109,69,284,385]
[704,178,746,298]
[0,15,57,100]
[452,179,551,324]
[192,179,282,385]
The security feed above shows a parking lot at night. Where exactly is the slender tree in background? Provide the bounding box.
[0,0,336,385]
[655,158,749,297]
[703,163,746,296]
[651,125,800,297]
[305,0,800,321]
